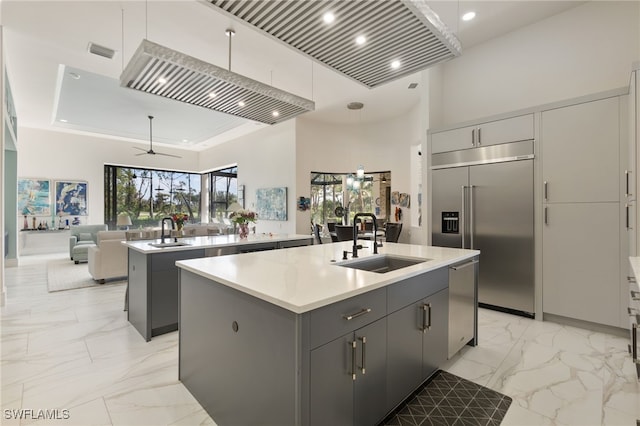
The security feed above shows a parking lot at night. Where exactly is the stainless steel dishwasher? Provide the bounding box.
[448,258,478,358]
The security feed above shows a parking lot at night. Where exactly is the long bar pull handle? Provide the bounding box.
[544,206,549,225]
[358,336,367,374]
[632,323,638,366]
[421,303,432,333]
[350,340,357,380]
[343,308,371,321]
[544,181,548,201]
[461,186,466,249]
[631,290,640,301]
[626,170,632,197]
[629,307,639,316]
[629,276,638,283]
[426,303,432,330]
[471,129,475,147]
[469,185,475,249]
[626,204,630,229]
[477,127,482,145]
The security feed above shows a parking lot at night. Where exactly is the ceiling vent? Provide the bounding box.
[87,42,115,59]
[408,83,418,89]
[206,0,461,88]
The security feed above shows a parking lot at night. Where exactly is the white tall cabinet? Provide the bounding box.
[541,96,628,328]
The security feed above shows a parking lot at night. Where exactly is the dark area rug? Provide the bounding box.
[381,370,512,426]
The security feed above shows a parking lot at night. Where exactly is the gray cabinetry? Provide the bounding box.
[431,114,533,153]
[310,318,387,426]
[541,95,628,327]
[386,268,449,412]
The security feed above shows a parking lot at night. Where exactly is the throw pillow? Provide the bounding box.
[78,232,93,242]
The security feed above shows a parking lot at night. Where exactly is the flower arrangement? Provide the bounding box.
[229,209,257,225]
[171,213,189,228]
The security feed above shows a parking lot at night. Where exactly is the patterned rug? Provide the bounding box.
[46,258,126,292]
[382,370,512,426]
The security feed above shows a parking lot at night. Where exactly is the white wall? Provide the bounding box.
[295,106,422,242]
[431,1,640,127]
[16,127,199,225]
[198,120,297,235]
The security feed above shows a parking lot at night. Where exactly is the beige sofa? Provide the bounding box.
[88,231,127,283]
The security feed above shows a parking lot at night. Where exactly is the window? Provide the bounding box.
[104,165,201,229]
[310,173,344,225]
[208,166,238,220]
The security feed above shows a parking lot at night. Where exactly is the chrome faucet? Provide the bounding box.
[352,213,379,258]
[161,217,176,243]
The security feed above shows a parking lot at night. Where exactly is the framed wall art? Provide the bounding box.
[18,178,51,215]
[256,187,287,221]
[55,181,88,216]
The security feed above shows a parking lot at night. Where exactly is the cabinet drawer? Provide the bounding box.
[308,287,386,349]
[387,268,448,313]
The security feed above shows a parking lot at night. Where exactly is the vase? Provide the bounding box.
[239,223,249,239]
[176,224,184,237]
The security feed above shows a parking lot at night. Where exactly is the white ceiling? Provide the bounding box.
[1,0,585,151]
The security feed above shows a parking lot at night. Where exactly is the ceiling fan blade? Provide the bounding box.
[134,151,149,156]
[133,146,148,152]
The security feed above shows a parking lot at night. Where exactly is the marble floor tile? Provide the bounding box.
[168,409,216,426]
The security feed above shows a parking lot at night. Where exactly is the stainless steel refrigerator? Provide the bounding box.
[431,140,535,316]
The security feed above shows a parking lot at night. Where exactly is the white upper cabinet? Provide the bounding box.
[431,114,534,154]
[542,97,620,203]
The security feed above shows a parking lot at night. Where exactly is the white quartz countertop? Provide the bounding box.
[176,242,480,314]
[123,233,312,254]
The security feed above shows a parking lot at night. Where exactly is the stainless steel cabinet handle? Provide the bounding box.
[421,303,432,333]
[631,290,640,301]
[628,276,637,283]
[632,323,638,366]
[343,308,371,321]
[471,129,475,146]
[461,186,466,249]
[626,204,630,229]
[544,206,549,225]
[626,170,632,196]
[450,259,479,271]
[629,307,639,316]
[544,181,548,201]
[350,340,357,380]
[477,127,482,145]
[469,185,475,249]
[358,336,367,374]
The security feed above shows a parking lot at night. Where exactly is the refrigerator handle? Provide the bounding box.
[544,206,548,225]
[461,186,466,249]
[626,170,632,197]
[471,129,475,147]
[469,185,475,249]
[543,181,548,201]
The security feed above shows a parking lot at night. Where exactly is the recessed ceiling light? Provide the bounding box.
[462,11,476,21]
[157,77,167,85]
[323,12,335,24]
[59,119,68,123]
[182,139,189,143]
[208,91,217,98]
[238,101,245,107]
[68,72,81,80]
[272,111,280,117]
[355,35,366,45]
[391,60,401,69]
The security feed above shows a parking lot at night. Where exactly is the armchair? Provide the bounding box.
[69,224,108,263]
[88,231,127,283]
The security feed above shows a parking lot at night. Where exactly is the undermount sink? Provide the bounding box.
[337,254,430,273]
[148,241,192,248]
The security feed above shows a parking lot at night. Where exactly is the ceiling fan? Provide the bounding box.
[133,115,182,158]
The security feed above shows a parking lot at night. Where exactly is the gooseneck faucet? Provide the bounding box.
[161,217,176,244]
[352,213,379,258]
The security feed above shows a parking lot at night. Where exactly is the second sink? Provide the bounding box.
[148,241,191,248]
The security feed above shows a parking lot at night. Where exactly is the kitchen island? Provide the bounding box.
[124,233,313,341]
[176,242,479,426]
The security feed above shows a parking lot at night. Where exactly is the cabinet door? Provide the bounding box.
[309,334,353,426]
[476,114,534,147]
[431,125,476,153]
[354,318,387,426]
[543,203,620,326]
[386,301,423,412]
[542,97,619,203]
[422,288,449,380]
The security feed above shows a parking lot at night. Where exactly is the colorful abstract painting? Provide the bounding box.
[256,187,287,221]
[18,178,51,215]
[55,181,88,216]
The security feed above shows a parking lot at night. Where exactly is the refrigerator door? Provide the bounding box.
[469,160,534,314]
[432,167,469,249]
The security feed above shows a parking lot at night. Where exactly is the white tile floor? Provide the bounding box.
[2,253,639,425]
